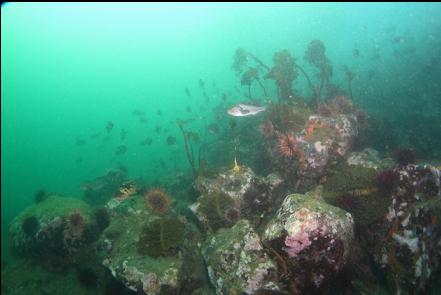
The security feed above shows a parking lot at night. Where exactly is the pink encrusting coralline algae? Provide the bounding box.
[283,228,312,257]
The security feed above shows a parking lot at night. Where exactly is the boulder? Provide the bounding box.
[201,219,279,295]
[262,191,354,294]
[370,164,441,294]
[98,196,206,295]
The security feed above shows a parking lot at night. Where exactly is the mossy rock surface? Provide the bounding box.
[322,164,389,227]
[9,195,93,247]
[138,216,185,257]
[197,191,235,232]
[323,164,377,196]
[99,195,204,294]
[201,219,279,294]
[1,258,102,295]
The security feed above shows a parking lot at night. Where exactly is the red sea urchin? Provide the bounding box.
[277,133,300,159]
[144,188,172,215]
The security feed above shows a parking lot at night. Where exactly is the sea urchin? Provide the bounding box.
[277,133,299,159]
[144,188,172,215]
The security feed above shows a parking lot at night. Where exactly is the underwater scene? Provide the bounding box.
[2,2,441,295]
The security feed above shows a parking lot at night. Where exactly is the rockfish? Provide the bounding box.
[227,104,266,117]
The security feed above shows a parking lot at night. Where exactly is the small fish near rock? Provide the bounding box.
[228,103,267,117]
[115,180,140,200]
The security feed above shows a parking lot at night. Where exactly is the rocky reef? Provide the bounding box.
[8,195,96,269]
[262,191,354,294]
[369,164,441,294]
[202,219,279,294]
[97,195,208,295]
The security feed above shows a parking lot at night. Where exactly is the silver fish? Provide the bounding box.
[227,104,266,117]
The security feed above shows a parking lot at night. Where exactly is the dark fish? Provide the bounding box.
[80,179,105,191]
[106,121,114,133]
[120,129,127,141]
[207,123,219,134]
[132,109,145,116]
[76,137,86,146]
[186,106,192,113]
[203,91,210,102]
[157,110,162,116]
[185,88,191,97]
[198,79,205,89]
[222,93,228,101]
[166,136,177,145]
[139,117,148,124]
[352,48,360,57]
[115,145,127,155]
[89,132,102,139]
[140,138,153,146]
[159,160,167,169]
[155,125,162,133]
[75,157,83,164]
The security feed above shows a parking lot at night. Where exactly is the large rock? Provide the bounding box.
[80,168,127,205]
[98,195,207,295]
[8,195,95,268]
[346,148,394,170]
[371,164,441,294]
[321,162,390,229]
[201,220,279,295]
[262,191,354,294]
[191,166,283,232]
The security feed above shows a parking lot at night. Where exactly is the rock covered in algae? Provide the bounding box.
[195,166,256,201]
[300,114,358,172]
[369,164,441,294]
[137,216,185,257]
[1,258,106,295]
[346,147,393,170]
[8,195,94,260]
[262,110,359,191]
[201,219,279,295]
[191,166,283,232]
[98,195,206,294]
[262,191,354,294]
[322,162,390,228]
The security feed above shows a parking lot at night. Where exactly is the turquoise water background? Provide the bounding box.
[2,2,441,261]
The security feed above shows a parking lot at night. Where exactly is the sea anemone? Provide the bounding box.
[22,216,39,236]
[277,133,300,159]
[394,148,416,166]
[144,188,172,215]
[137,217,185,257]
